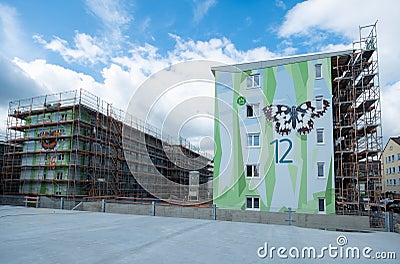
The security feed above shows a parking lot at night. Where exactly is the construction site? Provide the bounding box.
[0,24,392,230]
[331,24,383,215]
[0,89,213,204]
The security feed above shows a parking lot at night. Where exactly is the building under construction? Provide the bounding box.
[2,89,213,203]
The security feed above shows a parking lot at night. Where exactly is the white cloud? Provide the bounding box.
[32,0,132,65]
[278,0,400,139]
[278,0,399,83]
[318,43,353,53]
[193,0,217,24]
[33,33,106,65]
[85,0,131,42]
[279,0,378,38]
[382,81,400,139]
[167,34,277,63]
[0,3,40,59]
[13,58,102,95]
[0,4,19,52]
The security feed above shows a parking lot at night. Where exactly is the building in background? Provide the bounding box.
[1,89,213,203]
[212,24,382,215]
[1,136,22,195]
[0,138,6,195]
[382,137,400,199]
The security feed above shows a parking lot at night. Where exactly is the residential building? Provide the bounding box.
[212,24,382,214]
[382,137,400,198]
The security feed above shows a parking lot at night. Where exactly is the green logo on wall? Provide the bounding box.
[237,96,246,106]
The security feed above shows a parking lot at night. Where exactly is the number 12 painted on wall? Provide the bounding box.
[270,138,293,164]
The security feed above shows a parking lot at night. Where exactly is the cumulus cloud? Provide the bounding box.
[32,0,132,65]
[33,33,107,65]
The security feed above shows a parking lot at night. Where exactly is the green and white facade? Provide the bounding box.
[212,52,345,214]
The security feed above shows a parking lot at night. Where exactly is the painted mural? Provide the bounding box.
[20,110,72,195]
[213,58,335,214]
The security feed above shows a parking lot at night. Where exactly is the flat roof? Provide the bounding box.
[1,206,399,264]
[211,50,353,73]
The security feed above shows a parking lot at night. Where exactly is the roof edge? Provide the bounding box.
[211,49,353,73]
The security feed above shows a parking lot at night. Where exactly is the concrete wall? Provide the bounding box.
[100,203,370,231]
[106,203,152,215]
[155,205,212,220]
[0,195,26,206]
[38,196,82,210]
[214,209,369,230]
[0,195,373,231]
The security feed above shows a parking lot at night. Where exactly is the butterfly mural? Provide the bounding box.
[38,129,64,149]
[263,99,330,135]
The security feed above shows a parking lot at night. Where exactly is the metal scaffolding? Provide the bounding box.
[2,89,213,204]
[332,22,383,215]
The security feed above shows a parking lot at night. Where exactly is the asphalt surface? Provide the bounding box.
[0,205,399,263]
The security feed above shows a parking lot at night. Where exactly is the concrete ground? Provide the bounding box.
[0,205,398,264]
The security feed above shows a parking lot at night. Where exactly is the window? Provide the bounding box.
[394,179,397,185]
[398,166,400,173]
[56,185,62,195]
[398,153,400,160]
[316,129,324,144]
[57,153,64,161]
[392,155,395,162]
[318,198,325,212]
[315,96,323,111]
[315,64,322,79]
[246,74,260,88]
[246,196,260,210]
[56,172,63,180]
[317,162,325,178]
[43,172,47,180]
[393,167,396,174]
[247,134,260,147]
[60,113,67,121]
[389,168,392,174]
[389,156,392,163]
[246,104,259,118]
[246,164,259,178]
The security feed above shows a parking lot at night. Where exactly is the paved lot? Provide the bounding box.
[0,205,399,263]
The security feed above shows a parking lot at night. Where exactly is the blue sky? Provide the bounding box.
[0,0,399,143]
